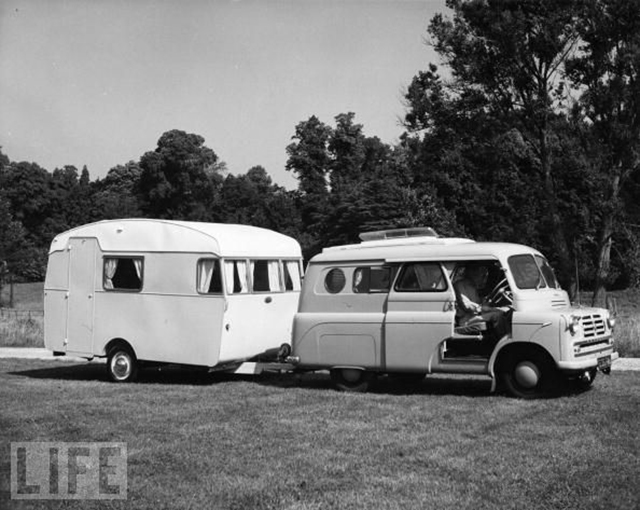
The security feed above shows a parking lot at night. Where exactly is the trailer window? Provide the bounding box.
[251,260,282,292]
[224,260,249,294]
[197,259,223,294]
[395,263,446,292]
[283,260,302,291]
[354,266,396,293]
[104,257,143,291]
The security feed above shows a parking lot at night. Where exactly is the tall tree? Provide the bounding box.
[92,162,143,219]
[138,130,222,220]
[286,116,333,256]
[425,0,583,287]
[568,0,640,304]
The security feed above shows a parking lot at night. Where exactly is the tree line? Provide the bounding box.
[1,0,639,305]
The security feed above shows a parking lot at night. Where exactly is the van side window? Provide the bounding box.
[283,260,302,291]
[325,268,346,294]
[224,260,249,294]
[251,260,282,292]
[197,259,223,294]
[104,257,143,291]
[354,266,396,293]
[395,263,446,292]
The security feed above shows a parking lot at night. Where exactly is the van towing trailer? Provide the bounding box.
[45,223,617,398]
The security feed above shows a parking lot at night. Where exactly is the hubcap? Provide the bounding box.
[341,369,363,383]
[514,361,540,389]
[112,353,131,380]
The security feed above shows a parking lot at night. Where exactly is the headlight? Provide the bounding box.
[568,315,581,336]
[606,312,616,331]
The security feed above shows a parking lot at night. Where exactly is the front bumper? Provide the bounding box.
[557,351,618,372]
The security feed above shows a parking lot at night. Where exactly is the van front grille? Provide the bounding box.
[582,314,606,338]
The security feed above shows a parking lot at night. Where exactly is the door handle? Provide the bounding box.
[265,296,272,304]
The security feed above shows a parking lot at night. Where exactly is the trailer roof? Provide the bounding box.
[49,219,302,257]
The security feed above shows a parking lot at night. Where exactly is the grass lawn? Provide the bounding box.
[1,359,639,509]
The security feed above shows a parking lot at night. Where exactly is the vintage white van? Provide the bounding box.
[290,228,617,398]
[44,219,303,382]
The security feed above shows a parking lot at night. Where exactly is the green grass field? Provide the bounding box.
[0,359,638,509]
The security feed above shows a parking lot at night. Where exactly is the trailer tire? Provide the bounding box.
[330,368,374,393]
[107,345,138,383]
[499,349,558,399]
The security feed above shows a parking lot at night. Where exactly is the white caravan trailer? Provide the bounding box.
[44,219,303,382]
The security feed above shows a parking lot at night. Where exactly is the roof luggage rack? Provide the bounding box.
[359,227,438,242]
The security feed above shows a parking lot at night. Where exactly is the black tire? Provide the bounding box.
[330,368,374,392]
[388,372,427,385]
[107,346,139,383]
[500,350,558,399]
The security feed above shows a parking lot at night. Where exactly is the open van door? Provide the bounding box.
[66,237,97,355]
[384,262,455,371]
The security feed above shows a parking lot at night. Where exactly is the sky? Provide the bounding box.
[0,0,445,189]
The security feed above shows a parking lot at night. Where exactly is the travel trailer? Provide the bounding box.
[289,228,617,398]
[44,219,303,382]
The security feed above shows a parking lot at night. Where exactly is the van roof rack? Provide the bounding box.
[359,227,438,242]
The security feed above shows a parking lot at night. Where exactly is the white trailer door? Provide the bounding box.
[66,237,97,355]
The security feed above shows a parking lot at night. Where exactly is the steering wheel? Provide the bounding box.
[485,277,513,307]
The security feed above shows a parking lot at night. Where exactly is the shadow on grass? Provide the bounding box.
[8,361,498,397]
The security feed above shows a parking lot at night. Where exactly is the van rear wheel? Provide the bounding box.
[330,368,374,392]
[107,346,138,383]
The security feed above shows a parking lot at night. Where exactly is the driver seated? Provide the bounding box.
[454,263,509,339]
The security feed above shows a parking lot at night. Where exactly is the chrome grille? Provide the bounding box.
[582,314,606,338]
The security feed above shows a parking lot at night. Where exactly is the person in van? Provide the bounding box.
[454,262,509,342]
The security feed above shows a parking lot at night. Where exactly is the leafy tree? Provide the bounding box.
[92,162,143,220]
[422,0,584,286]
[286,116,333,256]
[567,0,640,303]
[138,130,223,220]
[0,161,52,247]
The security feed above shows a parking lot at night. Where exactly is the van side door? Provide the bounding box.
[384,262,455,371]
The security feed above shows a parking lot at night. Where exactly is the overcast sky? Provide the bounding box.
[0,0,445,189]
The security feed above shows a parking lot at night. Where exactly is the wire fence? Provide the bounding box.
[0,309,44,320]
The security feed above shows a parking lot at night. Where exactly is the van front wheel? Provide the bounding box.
[107,347,138,383]
[500,351,557,399]
[330,368,374,392]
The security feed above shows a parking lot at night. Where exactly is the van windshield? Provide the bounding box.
[508,254,560,290]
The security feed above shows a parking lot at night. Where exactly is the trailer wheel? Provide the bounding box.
[107,346,138,383]
[500,350,558,399]
[330,368,374,392]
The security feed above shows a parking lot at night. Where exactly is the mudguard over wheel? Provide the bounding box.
[330,368,374,392]
[107,346,139,383]
[500,350,559,399]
